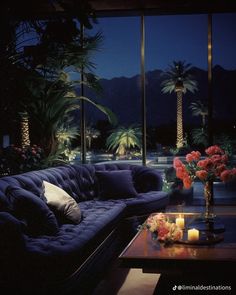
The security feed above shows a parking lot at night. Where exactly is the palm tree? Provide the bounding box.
[191,128,208,147]
[85,126,100,150]
[24,74,115,157]
[189,99,209,147]
[161,61,198,148]
[19,111,31,148]
[189,100,208,127]
[21,20,117,158]
[78,126,100,150]
[24,76,80,155]
[55,123,80,163]
[1,3,117,162]
[106,125,142,158]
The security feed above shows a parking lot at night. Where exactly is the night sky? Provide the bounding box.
[88,13,236,79]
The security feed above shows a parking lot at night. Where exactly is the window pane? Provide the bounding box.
[145,15,208,158]
[83,17,141,163]
[212,13,236,152]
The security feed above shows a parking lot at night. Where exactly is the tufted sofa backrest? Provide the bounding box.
[0,163,163,209]
[0,165,87,206]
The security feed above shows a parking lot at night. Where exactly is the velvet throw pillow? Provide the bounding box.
[42,181,81,224]
[96,170,138,199]
[6,186,59,236]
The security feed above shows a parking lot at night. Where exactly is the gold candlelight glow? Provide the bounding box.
[175,216,185,229]
[187,228,199,241]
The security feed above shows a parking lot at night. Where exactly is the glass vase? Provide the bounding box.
[204,181,213,219]
[187,180,225,233]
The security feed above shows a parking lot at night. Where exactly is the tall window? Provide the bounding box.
[84,17,141,163]
[145,15,208,157]
[212,13,236,153]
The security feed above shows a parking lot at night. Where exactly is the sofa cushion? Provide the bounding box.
[42,181,81,224]
[6,186,59,236]
[23,200,126,281]
[108,191,169,217]
[95,170,138,199]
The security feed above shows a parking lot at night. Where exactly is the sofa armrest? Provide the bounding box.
[0,212,27,292]
[0,212,26,256]
[132,166,163,193]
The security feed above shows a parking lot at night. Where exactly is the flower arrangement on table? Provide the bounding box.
[144,212,183,245]
[173,145,236,218]
[173,145,236,188]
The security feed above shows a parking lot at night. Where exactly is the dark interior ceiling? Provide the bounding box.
[90,0,236,16]
[3,0,236,20]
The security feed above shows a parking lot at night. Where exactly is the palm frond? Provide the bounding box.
[79,96,118,126]
[189,100,208,116]
[106,125,142,155]
[191,128,209,147]
[161,60,198,94]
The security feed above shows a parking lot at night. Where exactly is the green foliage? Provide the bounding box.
[84,126,100,149]
[161,61,198,95]
[214,134,236,159]
[0,145,44,176]
[80,96,117,126]
[106,125,142,157]
[1,3,117,164]
[56,124,79,145]
[40,147,80,169]
[169,147,179,156]
[169,134,191,156]
[163,167,183,193]
[189,99,208,126]
[38,122,80,168]
[191,128,209,147]
[21,27,116,157]
[161,60,198,148]
[23,76,79,154]
[175,146,192,156]
[56,123,80,162]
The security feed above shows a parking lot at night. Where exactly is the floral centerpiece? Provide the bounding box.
[143,212,183,245]
[173,145,236,218]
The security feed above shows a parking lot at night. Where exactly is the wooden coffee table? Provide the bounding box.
[119,210,236,293]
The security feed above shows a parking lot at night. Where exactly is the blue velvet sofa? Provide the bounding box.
[0,163,169,295]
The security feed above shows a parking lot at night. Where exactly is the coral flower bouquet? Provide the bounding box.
[173,145,236,219]
[173,145,236,189]
[144,213,183,245]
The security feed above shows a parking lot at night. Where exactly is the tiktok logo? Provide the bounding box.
[172,285,177,291]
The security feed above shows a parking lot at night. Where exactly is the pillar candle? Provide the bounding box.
[187,228,199,241]
[176,216,185,229]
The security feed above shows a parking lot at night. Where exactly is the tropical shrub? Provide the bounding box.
[106,125,142,159]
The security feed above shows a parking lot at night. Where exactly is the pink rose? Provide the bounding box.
[196,170,208,181]
[186,151,201,162]
[158,226,170,240]
[173,157,184,168]
[220,168,236,182]
[183,175,192,189]
[215,164,226,177]
[197,158,213,170]
[205,145,224,156]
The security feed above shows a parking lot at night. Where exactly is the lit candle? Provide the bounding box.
[176,216,185,229]
[187,228,199,241]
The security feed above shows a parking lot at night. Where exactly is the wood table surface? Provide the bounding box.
[119,211,236,275]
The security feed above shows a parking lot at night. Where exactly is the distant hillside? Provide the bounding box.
[78,66,236,127]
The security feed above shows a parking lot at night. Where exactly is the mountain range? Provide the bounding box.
[81,66,236,127]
